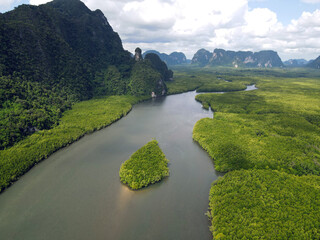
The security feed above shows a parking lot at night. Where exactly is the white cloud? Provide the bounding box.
[29,0,51,5]
[24,0,319,61]
[244,8,281,36]
[0,0,17,9]
[301,0,320,3]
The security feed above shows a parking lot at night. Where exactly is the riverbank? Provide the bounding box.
[191,70,320,238]
[0,95,148,193]
[0,90,218,240]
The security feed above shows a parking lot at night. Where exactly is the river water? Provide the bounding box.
[0,91,223,240]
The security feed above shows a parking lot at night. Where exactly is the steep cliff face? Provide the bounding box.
[191,49,213,66]
[307,56,320,69]
[251,51,284,68]
[0,0,131,99]
[142,50,188,65]
[192,48,284,68]
[129,53,167,97]
[168,52,187,65]
[144,53,173,81]
[284,59,308,67]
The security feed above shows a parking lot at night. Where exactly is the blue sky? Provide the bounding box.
[248,0,320,25]
[1,0,320,60]
[2,0,320,25]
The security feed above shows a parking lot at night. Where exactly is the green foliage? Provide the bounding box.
[180,66,320,238]
[167,65,320,94]
[144,53,173,81]
[119,140,169,190]
[0,0,132,100]
[94,65,127,96]
[193,114,320,175]
[0,75,73,149]
[0,0,170,150]
[192,68,320,174]
[167,66,256,94]
[0,95,147,193]
[208,169,320,239]
[129,61,166,96]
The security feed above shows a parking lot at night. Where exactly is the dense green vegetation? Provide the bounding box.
[128,61,167,96]
[166,66,320,239]
[0,0,172,195]
[208,170,320,239]
[0,0,171,152]
[193,113,320,175]
[93,65,128,96]
[167,66,320,94]
[119,140,169,190]
[193,74,320,174]
[144,53,173,81]
[0,95,147,193]
[0,0,132,100]
[0,75,74,149]
[166,66,256,94]
[0,0,133,150]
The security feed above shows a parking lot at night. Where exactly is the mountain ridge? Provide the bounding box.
[0,0,169,150]
[192,48,284,68]
[142,50,188,65]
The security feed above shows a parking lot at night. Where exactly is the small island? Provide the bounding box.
[119,140,169,190]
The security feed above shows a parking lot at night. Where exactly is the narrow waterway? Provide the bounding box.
[0,91,224,240]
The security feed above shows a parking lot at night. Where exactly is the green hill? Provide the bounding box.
[0,0,169,149]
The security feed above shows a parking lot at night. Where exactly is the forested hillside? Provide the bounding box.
[0,0,170,150]
[0,0,131,99]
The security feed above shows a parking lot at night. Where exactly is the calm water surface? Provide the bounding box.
[0,91,223,240]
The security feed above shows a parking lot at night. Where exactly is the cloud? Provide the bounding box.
[29,0,51,5]
[24,0,320,60]
[83,0,249,55]
[301,0,320,3]
[0,0,14,7]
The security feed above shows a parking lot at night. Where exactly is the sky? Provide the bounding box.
[1,0,320,60]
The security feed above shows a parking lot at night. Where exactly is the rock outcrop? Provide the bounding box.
[134,47,143,62]
[142,50,188,65]
[191,49,213,66]
[129,49,169,97]
[283,59,308,67]
[144,53,173,81]
[192,48,284,68]
[307,56,320,69]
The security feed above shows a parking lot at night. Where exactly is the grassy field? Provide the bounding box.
[168,66,320,239]
[119,139,169,190]
[0,95,147,193]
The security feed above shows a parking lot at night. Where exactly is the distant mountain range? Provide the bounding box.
[191,48,284,68]
[142,50,189,65]
[306,56,320,69]
[283,59,309,67]
[141,48,320,69]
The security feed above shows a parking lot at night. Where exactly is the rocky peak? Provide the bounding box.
[191,48,213,66]
[307,56,320,69]
[192,48,284,68]
[142,50,188,65]
[144,53,173,81]
[134,47,143,61]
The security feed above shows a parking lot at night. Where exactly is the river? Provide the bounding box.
[0,91,223,240]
